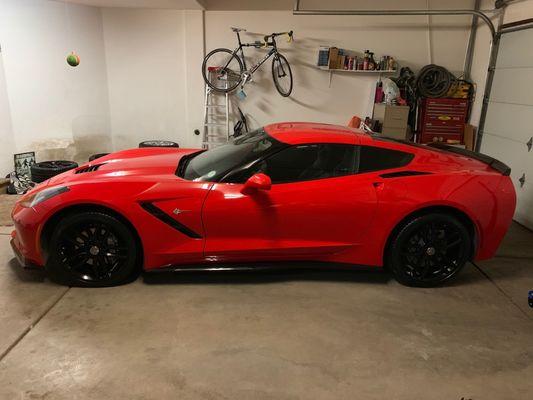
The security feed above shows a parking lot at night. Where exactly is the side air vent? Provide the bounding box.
[140,202,203,239]
[75,164,102,174]
[379,171,432,179]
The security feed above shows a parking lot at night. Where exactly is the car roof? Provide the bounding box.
[263,122,499,175]
[264,122,373,145]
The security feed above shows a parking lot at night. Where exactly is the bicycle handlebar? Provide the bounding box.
[264,30,294,43]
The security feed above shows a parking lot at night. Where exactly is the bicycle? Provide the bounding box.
[202,27,294,97]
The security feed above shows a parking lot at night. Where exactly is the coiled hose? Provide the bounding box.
[416,64,454,98]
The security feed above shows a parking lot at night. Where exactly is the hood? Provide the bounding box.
[47,147,202,186]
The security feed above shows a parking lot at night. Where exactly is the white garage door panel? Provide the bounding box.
[490,68,533,105]
[496,29,533,68]
[481,27,533,230]
[483,102,533,144]
[481,133,527,179]
[515,181,533,229]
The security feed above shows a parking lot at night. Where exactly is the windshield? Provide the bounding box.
[181,128,285,182]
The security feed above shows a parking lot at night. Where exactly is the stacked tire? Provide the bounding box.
[89,153,109,162]
[31,161,78,183]
[139,140,179,148]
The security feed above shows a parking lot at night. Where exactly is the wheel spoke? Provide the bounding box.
[56,219,131,283]
[397,218,469,284]
[445,238,462,250]
[70,256,90,272]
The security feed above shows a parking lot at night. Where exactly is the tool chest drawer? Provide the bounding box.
[418,98,469,144]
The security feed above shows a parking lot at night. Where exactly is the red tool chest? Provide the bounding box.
[418,98,469,144]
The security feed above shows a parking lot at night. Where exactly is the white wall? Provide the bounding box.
[0,0,111,170]
[102,8,202,149]
[0,52,15,175]
[204,1,473,130]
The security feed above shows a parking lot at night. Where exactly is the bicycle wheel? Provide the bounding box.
[202,48,244,93]
[272,53,293,97]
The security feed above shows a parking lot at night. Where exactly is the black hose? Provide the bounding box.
[416,64,454,98]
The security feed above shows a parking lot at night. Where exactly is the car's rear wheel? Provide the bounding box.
[387,213,471,287]
[46,212,140,287]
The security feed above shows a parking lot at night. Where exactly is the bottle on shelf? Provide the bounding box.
[363,50,370,70]
[388,56,396,71]
[368,52,376,71]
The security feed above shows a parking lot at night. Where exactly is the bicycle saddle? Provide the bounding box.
[231,27,247,32]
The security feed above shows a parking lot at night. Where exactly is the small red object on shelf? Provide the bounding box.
[418,98,469,144]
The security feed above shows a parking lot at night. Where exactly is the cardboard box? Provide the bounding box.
[373,104,409,129]
[464,124,476,151]
[328,47,339,69]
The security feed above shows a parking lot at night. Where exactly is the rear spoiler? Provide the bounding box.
[426,142,511,176]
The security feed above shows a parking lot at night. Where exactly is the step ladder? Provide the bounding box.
[202,67,231,149]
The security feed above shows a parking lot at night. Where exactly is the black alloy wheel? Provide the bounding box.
[388,213,471,287]
[46,212,139,287]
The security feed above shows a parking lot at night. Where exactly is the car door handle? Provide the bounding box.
[373,181,384,190]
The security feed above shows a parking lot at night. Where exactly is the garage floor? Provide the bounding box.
[0,215,532,399]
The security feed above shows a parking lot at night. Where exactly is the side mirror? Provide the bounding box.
[241,173,272,194]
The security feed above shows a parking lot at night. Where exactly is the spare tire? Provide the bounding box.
[31,160,78,183]
[89,153,109,162]
[139,140,179,148]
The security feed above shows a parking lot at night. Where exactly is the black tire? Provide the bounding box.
[272,53,293,97]
[31,161,78,183]
[45,211,140,287]
[89,153,109,162]
[6,183,17,195]
[387,213,471,287]
[202,48,244,93]
[139,140,179,148]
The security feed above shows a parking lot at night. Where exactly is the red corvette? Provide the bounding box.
[11,122,516,287]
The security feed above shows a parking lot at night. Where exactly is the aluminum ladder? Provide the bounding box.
[202,68,231,149]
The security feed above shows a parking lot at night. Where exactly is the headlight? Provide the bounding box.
[20,186,69,208]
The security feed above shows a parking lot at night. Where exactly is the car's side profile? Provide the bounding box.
[11,122,516,287]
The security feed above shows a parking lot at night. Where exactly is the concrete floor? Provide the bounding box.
[0,195,20,226]
[0,221,532,400]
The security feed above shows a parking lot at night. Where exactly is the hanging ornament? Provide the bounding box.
[66,52,80,67]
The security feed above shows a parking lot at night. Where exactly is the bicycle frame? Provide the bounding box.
[226,31,280,74]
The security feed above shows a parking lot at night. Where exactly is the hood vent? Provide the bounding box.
[75,164,102,174]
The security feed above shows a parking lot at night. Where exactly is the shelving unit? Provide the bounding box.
[316,66,398,87]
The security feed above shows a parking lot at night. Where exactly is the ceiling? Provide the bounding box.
[53,0,205,9]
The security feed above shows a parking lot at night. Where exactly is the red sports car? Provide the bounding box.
[11,122,516,287]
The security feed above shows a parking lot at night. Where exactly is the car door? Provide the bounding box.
[201,143,378,262]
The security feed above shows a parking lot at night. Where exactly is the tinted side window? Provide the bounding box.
[358,146,413,173]
[231,144,358,184]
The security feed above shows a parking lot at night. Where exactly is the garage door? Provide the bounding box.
[480,25,533,230]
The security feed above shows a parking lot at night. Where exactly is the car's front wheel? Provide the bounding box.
[387,213,471,287]
[46,211,140,287]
